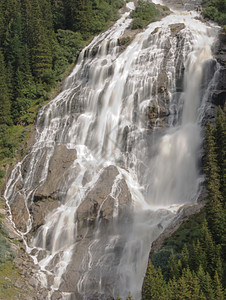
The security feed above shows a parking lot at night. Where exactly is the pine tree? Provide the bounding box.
[142,259,153,300]
[168,251,180,279]
[25,0,52,80]
[0,49,12,125]
[142,260,166,300]
[180,244,189,268]
[200,219,216,277]
[197,265,214,299]
[213,107,226,201]
[204,272,215,300]
[0,2,5,47]
[214,271,224,299]
[204,122,224,245]
[183,268,204,299]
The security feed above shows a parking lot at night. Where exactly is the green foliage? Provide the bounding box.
[204,121,225,245]
[0,169,5,179]
[213,107,226,198]
[202,0,226,25]
[0,0,125,168]
[0,49,12,126]
[119,36,132,46]
[53,29,85,77]
[131,1,161,30]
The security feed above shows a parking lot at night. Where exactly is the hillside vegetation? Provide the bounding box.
[202,0,226,25]
[0,0,124,179]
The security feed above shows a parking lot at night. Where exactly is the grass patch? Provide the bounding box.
[0,262,22,299]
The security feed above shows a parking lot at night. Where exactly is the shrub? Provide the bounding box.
[130,0,161,30]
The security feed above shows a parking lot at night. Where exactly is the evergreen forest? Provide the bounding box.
[0,0,124,176]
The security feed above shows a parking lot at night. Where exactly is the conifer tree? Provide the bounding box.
[214,271,224,299]
[197,265,214,299]
[204,272,215,300]
[168,251,180,279]
[0,2,5,47]
[204,122,224,244]
[0,49,12,125]
[142,260,166,300]
[200,219,216,277]
[180,244,189,268]
[213,107,226,201]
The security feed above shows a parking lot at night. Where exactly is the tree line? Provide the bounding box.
[0,0,124,125]
[142,108,226,299]
[0,0,124,171]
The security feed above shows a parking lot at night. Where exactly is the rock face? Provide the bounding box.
[10,192,29,232]
[144,22,185,129]
[30,200,60,233]
[35,145,77,200]
[9,145,77,234]
[0,204,49,299]
[202,30,226,125]
[169,23,185,36]
[149,201,205,257]
[59,165,133,298]
[213,31,226,109]
[162,0,202,10]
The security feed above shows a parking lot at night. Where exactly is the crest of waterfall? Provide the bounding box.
[4,3,219,300]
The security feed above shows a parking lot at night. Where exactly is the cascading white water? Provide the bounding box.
[4,2,219,299]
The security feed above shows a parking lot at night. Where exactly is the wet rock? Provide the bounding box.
[149,201,205,257]
[157,71,168,94]
[51,291,62,300]
[212,90,226,107]
[35,145,77,200]
[28,278,38,288]
[21,149,49,188]
[146,101,170,129]
[214,31,226,67]
[1,216,23,240]
[30,200,60,233]
[169,23,185,37]
[10,192,29,232]
[76,165,119,230]
[60,165,133,296]
[36,249,48,262]
[202,32,226,124]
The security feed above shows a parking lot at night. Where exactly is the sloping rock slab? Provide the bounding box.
[35,145,77,200]
[149,201,205,257]
[59,165,133,297]
[30,200,60,233]
[10,192,29,233]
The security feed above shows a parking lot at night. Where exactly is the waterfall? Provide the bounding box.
[4,2,219,299]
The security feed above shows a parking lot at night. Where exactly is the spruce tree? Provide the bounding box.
[213,107,226,201]
[204,122,224,245]
[142,260,166,300]
[214,271,224,299]
[200,219,216,277]
[168,251,180,279]
[0,49,12,125]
